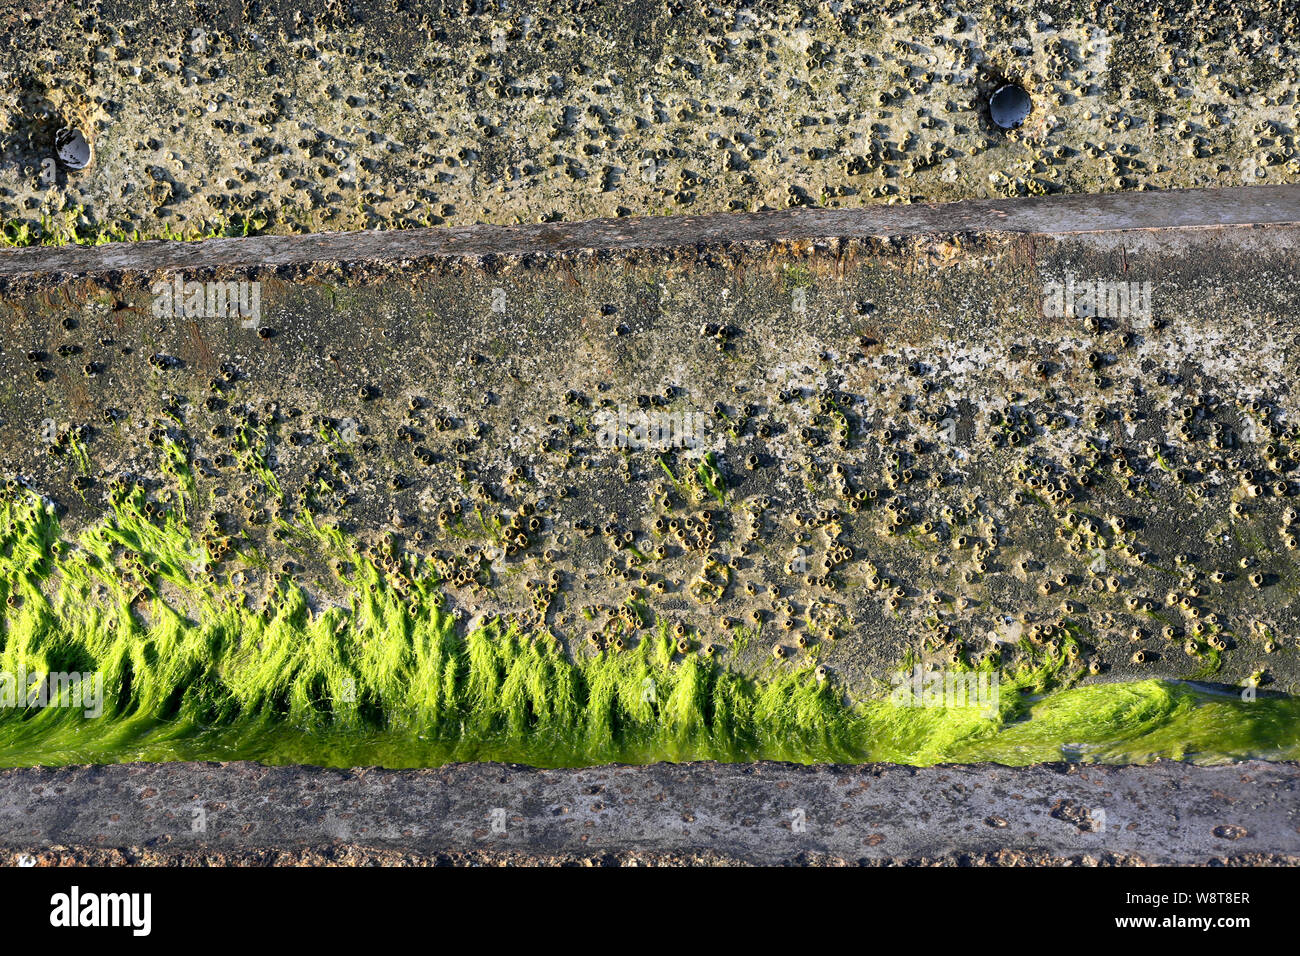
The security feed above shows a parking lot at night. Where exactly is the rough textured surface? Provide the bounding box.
[3,0,1300,241]
[3,184,1299,279]
[0,760,1296,865]
[3,1,1299,867]
[0,187,1298,700]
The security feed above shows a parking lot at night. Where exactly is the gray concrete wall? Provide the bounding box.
[1,186,1298,693]
[1,759,1296,865]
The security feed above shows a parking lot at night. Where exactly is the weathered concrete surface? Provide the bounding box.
[2,0,1300,242]
[0,760,1296,865]
[1,186,1300,700]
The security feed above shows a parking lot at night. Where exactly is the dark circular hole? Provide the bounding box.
[989,84,1032,129]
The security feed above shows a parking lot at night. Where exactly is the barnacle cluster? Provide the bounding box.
[1,472,1296,768]
[3,0,1300,241]
[2,232,1298,710]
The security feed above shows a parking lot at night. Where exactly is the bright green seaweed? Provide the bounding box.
[0,485,1296,769]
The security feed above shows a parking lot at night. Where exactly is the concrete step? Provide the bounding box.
[1,186,1298,695]
[0,759,1295,865]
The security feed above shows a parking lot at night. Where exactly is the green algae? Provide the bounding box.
[0,210,269,248]
[0,487,1296,770]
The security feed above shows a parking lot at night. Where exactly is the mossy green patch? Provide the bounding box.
[1,208,269,247]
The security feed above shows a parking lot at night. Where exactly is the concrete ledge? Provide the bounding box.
[0,760,1296,866]
[1,186,1300,702]
[1,185,1297,279]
